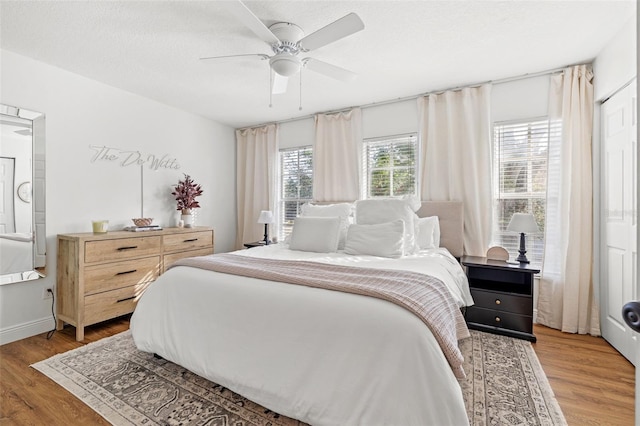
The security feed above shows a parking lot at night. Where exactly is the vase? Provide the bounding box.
[181,209,193,228]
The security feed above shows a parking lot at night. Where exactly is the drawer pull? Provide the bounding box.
[495,299,501,305]
[183,238,198,243]
[116,296,136,303]
[115,269,137,276]
[117,245,138,251]
[495,316,501,323]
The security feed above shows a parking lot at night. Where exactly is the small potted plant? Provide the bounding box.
[171,174,203,228]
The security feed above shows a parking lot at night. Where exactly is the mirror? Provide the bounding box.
[0,104,45,284]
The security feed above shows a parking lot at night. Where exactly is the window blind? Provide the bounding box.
[493,119,559,265]
[363,134,418,198]
[279,146,313,239]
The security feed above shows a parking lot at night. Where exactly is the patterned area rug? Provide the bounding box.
[32,330,566,425]
[458,331,566,426]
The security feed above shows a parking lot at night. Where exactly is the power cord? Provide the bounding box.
[46,288,56,340]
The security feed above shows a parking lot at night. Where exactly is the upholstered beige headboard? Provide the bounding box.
[416,201,464,258]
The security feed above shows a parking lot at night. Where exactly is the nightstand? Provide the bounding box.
[243,241,275,249]
[461,256,540,342]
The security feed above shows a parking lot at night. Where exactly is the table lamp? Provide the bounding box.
[257,210,274,245]
[507,213,539,264]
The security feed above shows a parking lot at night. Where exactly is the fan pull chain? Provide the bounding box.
[299,69,303,111]
[268,67,273,108]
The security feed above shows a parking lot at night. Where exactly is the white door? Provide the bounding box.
[600,80,637,363]
[0,157,16,233]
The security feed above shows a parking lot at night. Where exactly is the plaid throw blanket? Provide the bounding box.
[170,253,470,378]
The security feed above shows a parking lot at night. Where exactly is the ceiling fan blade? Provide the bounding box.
[304,58,357,82]
[223,0,280,45]
[272,72,288,94]
[200,53,269,62]
[298,13,364,52]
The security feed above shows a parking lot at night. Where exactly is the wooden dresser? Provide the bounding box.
[56,226,214,341]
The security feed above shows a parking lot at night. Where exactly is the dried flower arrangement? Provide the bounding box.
[171,174,203,214]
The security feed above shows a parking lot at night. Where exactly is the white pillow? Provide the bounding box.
[354,198,418,255]
[402,194,421,212]
[300,203,353,249]
[300,202,353,217]
[415,216,440,249]
[344,220,405,258]
[289,217,341,253]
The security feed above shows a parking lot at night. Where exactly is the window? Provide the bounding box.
[279,146,313,240]
[362,134,418,198]
[492,119,557,265]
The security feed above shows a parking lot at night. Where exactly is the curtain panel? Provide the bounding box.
[235,124,278,250]
[537,65,600,335]
[417,84,493,257]
[313,108,362,202]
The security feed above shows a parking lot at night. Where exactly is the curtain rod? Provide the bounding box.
[244,64,577,130]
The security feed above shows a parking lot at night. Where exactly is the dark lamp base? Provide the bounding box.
[262,223,271,245]
[516,232,530,264]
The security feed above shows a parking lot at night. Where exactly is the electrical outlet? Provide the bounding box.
[42,287,53,300]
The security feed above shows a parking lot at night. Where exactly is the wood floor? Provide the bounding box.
[532,324,635,426]
[0,319,635,425]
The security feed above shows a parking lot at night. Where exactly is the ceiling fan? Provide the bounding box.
[200,1,365,95]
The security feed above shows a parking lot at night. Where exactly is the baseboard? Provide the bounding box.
[0,317,54,345]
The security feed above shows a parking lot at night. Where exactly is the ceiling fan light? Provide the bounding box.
[270,54,301,77]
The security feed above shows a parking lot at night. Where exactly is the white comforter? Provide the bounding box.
[131,245,473,426]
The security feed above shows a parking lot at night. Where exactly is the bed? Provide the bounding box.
[131,200,474,425]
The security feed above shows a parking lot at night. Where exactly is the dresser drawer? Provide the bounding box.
[84,256,160,296]
[163,231,213,253]
[466,306,533,334]
[470,288,532,316]
[84,282,151,326]
[85,236,161,263]
[163,247,214,272]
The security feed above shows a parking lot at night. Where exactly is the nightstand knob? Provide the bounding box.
[495,316,501,323]
[495,299,501,305]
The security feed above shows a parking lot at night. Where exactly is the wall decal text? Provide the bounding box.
[89,145,181,170]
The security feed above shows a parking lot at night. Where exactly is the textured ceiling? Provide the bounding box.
[0,1,635,128]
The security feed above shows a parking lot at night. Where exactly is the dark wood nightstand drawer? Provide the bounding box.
[470,288,532,316]
[465,306,533,334]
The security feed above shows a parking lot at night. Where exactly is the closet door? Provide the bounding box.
[600,80,637,363]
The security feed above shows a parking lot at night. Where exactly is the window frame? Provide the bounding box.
[492,117,553,265]
[361,133,419,199]
[278,145,313,240]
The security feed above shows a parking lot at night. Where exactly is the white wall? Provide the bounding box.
[279,76,550,149]
[593,14,637,102]
[0,50,237,344]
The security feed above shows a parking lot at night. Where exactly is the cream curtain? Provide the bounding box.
[417,84,493,256]
[313,108,362,202]
[235,124,278,250]
[536,65,599,335]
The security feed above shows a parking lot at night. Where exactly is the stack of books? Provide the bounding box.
[123,225,163,232]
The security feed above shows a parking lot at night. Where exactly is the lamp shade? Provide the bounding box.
[507,213,539,233]
[257,210,274,224]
